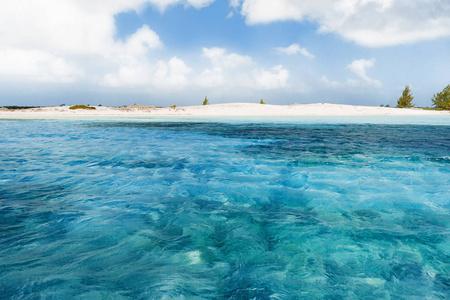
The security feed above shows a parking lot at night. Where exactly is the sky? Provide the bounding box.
[1,0,450,107]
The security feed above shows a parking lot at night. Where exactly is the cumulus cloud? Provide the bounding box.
[0,0,299,99]
[202,47,252,68]
[347,58,375,81]
[196,68,225,87]
[154,57,192,89]
[103,58,152,88]
[119,25,162,55]
[321,75,340,88]
[229,0,242,8]
[0,0,210,88]
[0,49,83,83]
[0,1,164,55]
[253,65,289,89]
[347,58,381,87]
[149,0,216,11]
[197,47,248,88]
[103,56,192,89]
[275,44,314,59]
[233,0,450,47]
[197,47,289,90]
[320,58,382,90]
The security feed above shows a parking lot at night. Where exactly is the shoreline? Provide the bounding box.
[0,103,449,119]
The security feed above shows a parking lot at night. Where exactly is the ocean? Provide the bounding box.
[0,117,449,299]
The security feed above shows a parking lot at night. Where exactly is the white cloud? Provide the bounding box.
[321,75,340,88]
[198,48,289,90]
[230,0,242,8]
[195,68,225,87]
[202,47,252,68]
[0,1,204,55]
[120,25,162,55]
[0,0,300,99]
[0,0,212,89]
[154,57,192,89]
[275,44,314,59]
[234,0,450,47]
[0,49,83,83]
[347,58,375,81]
[253,65,289,89]
[103,57,192,89]
[185,0,215,9]
[240,0,304,24]
[146,0,216,11]
[103,59,151,88]
[320,58,382,89]
[1,1,113,55]
[347,58,381,87]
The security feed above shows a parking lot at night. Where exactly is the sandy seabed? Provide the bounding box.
[0,103,449,119]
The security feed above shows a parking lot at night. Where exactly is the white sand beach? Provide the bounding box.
[0,103,449,119]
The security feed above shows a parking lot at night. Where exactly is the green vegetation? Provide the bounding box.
[397,85,414,108]
[170,104,177,109]
[431,84,450,110]
[2,106,38,110]
[202,96,209,105]
[69,105,96,110]
[260,99,266,104]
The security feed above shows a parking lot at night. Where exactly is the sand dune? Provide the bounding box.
[1,103,449,119]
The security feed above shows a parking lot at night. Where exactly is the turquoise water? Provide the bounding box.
[0,118,449,299]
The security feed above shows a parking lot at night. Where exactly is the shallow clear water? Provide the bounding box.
[0,118,449,299]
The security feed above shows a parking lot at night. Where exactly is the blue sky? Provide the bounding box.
[1,0,449,107]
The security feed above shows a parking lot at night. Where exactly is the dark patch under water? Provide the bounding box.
[0,120,449,299]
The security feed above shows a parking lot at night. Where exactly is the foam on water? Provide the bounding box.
[0,118,449,299]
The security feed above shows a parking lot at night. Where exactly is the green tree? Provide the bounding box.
[260,99,265,104]
[431,84,450,110]
[202,96,209,105]
[397,85,414,108]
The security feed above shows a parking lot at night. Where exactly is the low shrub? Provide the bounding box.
[69,105,96,110]
[2,106,38,110]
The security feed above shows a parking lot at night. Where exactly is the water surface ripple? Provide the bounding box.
[0,120,449,299]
